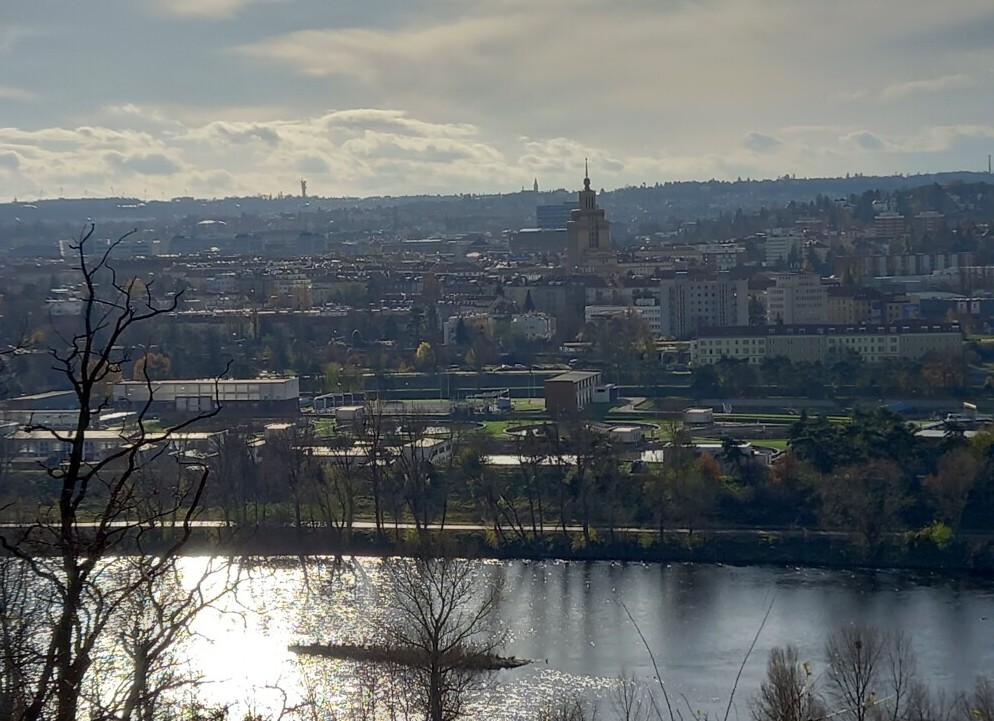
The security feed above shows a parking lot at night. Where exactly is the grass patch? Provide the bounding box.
[480,419,548,438]
[756,439,790,450]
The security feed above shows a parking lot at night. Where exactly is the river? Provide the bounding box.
[183,558,994,718]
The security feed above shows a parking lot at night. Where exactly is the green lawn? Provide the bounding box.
[756,438,790,450]
[511,398,547,411]
[481,419,548,438]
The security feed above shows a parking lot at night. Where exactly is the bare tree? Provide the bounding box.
[207,423,262,526]
[514,427,549,538]
[389,410,450,538]
[536,695,597,721]
[565,420,609,547]
[379,556,505,721]
[262,421,320,528]
[881,630,919,721]
[960,678,994,721]
[0,227,227,721]
[825,626,885,721]
[613,675,655,721]
[0,559,42,718]
[312,452,361,540]
[752,646,822,721]
[357,400,391,538]
[83,559,238,721]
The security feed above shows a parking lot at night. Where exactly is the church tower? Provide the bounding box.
[566,161,616,274]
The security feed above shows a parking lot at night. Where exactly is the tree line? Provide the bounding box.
[180,407,994,559]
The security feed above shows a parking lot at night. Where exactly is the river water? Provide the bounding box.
[184,558,994,719]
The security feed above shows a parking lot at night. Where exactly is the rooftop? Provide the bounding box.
[546,371,602,383]
[696,322,962,338]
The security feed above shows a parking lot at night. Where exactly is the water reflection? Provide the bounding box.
[183,558,994,718]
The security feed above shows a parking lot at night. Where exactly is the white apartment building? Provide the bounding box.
[510,312,557,340]
[657,277,749,339]
[765,232,803,267]
[692,322,963,366]
[585,297,662,336]
[766,273,828,325]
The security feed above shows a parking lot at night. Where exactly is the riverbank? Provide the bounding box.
[181,525,994,577]
[4,522,992,576]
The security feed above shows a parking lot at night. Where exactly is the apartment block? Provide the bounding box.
[692,322,962,365]
[657,277,749,339]
[766,273,828,325]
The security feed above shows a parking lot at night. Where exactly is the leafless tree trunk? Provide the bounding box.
[536,695,596,721]
[961,678,994,721]
[882,630,919,721]
[208,424,260,526]
[752,646,822,721]
[263,421,320,528]
[0,227,228,721]
[358,400,390,538]
[825,625,885,721]
[380,556,505,721]
[389,410,448,538]
[613,674,655,721]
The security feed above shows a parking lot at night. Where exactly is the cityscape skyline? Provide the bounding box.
[1,0,994,201]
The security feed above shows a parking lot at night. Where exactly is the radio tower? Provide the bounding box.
[300,178,308,199]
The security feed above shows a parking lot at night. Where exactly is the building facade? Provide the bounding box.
[692,322,963,365]
[510,312,557,340]
[566,169,617,275]
[585,298,662,336]
[113,377,300,415]
[657,277,749,339]
[765,232,802,267]
[544,371,602,416]
[766,273,828,325]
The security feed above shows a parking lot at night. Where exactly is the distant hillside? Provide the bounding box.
[0,171,991,233]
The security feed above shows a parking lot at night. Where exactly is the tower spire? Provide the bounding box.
[584,158,590,190]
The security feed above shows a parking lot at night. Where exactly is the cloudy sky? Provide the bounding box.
[2,0,993,200]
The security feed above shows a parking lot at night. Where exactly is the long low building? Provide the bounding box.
[7,428,224,463]
[113,377,299,415]
[692,322,963,365]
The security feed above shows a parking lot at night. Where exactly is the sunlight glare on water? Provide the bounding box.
[177,557,994,719]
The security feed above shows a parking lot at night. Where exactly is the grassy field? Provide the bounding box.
[511,398,547,411]
[480,419,549,438]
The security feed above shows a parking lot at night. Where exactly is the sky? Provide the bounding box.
[1,0,994,201]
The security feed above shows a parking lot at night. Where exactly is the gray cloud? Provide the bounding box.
[105,152,182,175]
[844,131,886,151]
[153,0,291,20]
[208,122,281,146]
[880,74,975,101]
[4,0,994,198]
[0,86,37,102]
[743,132,783,154]
[324,109,477,139]
[0,151,20,170]
[296,155,329,174]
